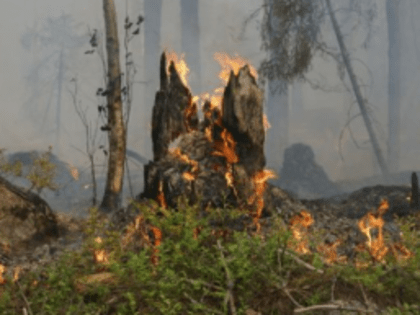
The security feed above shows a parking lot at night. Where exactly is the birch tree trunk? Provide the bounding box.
[100,0,126,213]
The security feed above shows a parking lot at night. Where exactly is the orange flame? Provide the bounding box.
[157,180,167,209]
[213,52,258,84]
[212,129,239,164]
[165,50,190,88]
[247,169,277,232]
[0,264,6,285]
[263,114,271,132]
[195,52,259,110]
[288,210,314,254]
[93,237,110,265]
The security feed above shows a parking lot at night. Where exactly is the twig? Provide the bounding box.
[283,287,303,308]
[216,239,237,315]
[278,249,324,274]
[330,275,336,301]
[183,292,224,315]
[16,281,33,315]
[358,280,370,308]
[183,278,223,291]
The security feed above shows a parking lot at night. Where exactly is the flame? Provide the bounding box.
[183,171,196,181]
[165,50,190,88]
[263,114,271,132]
[213,52,258,84]
[288,210,314,254]
[93,237,110,265]
[0,264,5,285]
[157,180,167,209]
[150,226,162,266]
[67,163,79,181]
[212,129,239,164]
[247,169,277,232]
[13,266,21,283]
[194,52,258,110]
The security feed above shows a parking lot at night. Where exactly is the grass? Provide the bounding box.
[1,197,420,314]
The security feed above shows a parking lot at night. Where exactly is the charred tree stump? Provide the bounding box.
[140,52,268,215]
[151,53,198,162]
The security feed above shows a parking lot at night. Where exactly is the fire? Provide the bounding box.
[93,237,110,265]
[263,114,271,132]
[248,169,277,232]
[288,210,314,255]
[0,264,5,285]
[212,129,239,164]
[282,199,414,270]
[66,162,79,181]
[157,179,167,209]
[194,52,259,110]
[165,50,190,88]
[213,52,258,84]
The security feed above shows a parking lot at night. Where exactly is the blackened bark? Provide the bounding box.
[151,52,197,161]
[222,66,266,176]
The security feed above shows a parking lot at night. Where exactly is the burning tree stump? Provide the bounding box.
[140,52,271,220]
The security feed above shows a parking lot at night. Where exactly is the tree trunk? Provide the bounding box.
[325,0,389,177]
[55,49,64,156]
[100,0,126,213]
[181,0,202,95]
[386,0,401,173]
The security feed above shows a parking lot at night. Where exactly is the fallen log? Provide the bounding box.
[0,175,59,255]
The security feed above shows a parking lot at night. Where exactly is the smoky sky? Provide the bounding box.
[1,0,420,188]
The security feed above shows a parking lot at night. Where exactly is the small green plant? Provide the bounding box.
[0,146,58,194]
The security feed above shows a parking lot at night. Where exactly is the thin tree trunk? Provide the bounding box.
[181,0,201,95]
[325,0,389,177]
[89,154,97,206]
[55,49,64,156]
[386,0,401,173]
[100,0,126,213]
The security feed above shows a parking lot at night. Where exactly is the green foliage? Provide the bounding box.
[0,195,420,314]
[0,146,58,193]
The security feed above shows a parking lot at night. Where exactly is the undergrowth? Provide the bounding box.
[0,198,419,314]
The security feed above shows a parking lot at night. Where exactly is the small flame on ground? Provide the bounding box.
[93,237,110,265]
